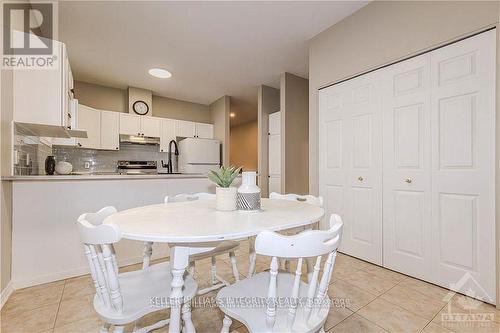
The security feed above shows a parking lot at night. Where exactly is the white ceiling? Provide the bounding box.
[59,1,367,125]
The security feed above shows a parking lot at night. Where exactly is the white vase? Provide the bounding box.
[237,171,261,211]
[216,186,237,211]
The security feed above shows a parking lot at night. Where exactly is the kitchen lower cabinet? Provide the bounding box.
[319,30,496,303]
[100,111,120,150]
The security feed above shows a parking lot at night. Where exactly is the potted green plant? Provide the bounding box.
[208,165,241,211]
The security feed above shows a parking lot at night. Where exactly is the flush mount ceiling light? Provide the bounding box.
[148,68,172,79]
[230,112,236,118]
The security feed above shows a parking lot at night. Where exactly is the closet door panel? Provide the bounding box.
[320,72,383,265]
[430,30,495,303]
[382,54,432,280]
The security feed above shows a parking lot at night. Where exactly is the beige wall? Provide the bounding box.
[309,0,500,307]
[230,121,258,172]
[210,96,231,165]
[74,81,211,123]
[257,85,280,197]
[153,95,210,123]
[281,73,308,195]
[74,81,128,112]
[309,1,499,195]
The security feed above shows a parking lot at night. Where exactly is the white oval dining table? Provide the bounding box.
[104,198,324,333]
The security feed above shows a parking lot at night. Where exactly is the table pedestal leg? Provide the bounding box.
[169,246,191,333]
[248,236,256,277]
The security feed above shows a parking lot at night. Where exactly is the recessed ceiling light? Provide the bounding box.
[230,112,236,118]
[148,68,172,79]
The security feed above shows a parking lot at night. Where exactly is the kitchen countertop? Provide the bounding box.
[1,173,207,181]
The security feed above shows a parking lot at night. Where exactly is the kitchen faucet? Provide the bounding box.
[167,140,179,174]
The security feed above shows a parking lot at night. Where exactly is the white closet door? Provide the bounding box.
[319,71,383,265]
[430,30,496,302]
[382,54,433,280]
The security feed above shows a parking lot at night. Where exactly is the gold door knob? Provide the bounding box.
[405,178,412,184]
[358,176,364,182]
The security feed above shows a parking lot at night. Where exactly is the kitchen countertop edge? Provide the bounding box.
[2,173,207,181]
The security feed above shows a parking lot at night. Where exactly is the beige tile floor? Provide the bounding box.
[1,249,499,333]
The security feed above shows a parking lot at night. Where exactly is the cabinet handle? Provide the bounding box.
[77,143,82,147]
[358,176,364,182]
[405,178,413,184]
[116,147,119,150]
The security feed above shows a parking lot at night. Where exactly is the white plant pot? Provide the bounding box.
[216,186,237,211]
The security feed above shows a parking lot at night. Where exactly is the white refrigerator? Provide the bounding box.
[178,138,221,174]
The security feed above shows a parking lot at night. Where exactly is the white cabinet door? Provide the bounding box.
[119,113,141,136]
[319,70,383,265]
[160,119,176,152]
[196,123,214,139]
[176,120,196,138]
[269,176,281,194]
[269,111,281,135]
[77,105,100,149]
[13,41,64,126]
[100,111,119,150]
[382,53,433,281]
[141,117,161,137]
[430,30,496,302]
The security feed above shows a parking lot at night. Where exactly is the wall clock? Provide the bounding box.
[132,100,149,115]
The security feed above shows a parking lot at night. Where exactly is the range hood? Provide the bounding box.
[15,122,88,139]
[119,134,160,145]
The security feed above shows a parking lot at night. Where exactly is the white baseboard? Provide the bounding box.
[1,281,14,309]
[12,251,170,290]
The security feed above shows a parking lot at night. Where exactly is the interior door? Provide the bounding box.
[141,116,161,137]
[268,112,281,193]
[100,111,119,150]
[77,105,101,149]
[382,54,433,280]
[319,71,383,265]
[430,30,496,302]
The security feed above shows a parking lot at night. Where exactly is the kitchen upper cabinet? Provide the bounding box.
[160,119,176,152]
[195,123,214,139]
[176,120,196,138]
[119,114,161,137]
[13,41,71,128]
[77,105,101,149]
[141,117,161,137]
[100,111,120,150]
[119,114,142,136]
[175,120,214,139]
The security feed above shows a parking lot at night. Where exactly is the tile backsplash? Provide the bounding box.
[53,143,169,173]
[13,129,52,176]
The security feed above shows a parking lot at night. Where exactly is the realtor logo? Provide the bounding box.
[2,2,57,69]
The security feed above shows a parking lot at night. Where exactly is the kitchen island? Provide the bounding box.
[5,174,218,289]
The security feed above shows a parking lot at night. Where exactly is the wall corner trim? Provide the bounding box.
[0,280,14,309]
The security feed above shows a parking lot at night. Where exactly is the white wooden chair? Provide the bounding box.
[77,207,198,333]
[217,214,343,333]
[146,193,240,295]
[247,193,324,278]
